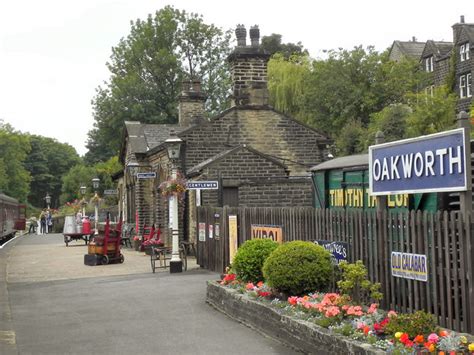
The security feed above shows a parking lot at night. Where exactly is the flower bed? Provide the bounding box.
[207,278,474,354]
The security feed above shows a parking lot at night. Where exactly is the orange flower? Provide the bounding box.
[439,330,448,337]
[438,351,445,355]
[363,326,370,335]
[414,335,424,344]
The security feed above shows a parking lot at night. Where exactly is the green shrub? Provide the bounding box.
[384,310,438,338]
[337,260,383,304]
[232,239,278,283]
[262,241,332,296]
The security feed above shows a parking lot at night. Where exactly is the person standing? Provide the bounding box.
[47,211,53,233]
[40,209,47,234]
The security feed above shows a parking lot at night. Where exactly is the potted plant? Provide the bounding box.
[158,173,187,198]
[133,236,141,251]
[142,238,164,255]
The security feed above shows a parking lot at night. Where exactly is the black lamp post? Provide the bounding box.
[45,193,51,209]
[92,177,100,234]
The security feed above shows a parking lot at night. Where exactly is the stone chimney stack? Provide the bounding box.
[227,24,270,107]
[452,15,466,44]
[178,80,207,128]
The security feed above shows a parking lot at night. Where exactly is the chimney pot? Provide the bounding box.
[460,15,465,23]
[412,36,416,42]
[235,24,247,46]
[249,25,260,46]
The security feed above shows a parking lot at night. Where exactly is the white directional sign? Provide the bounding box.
[186,181,219,190]
[137,172,156,179]
[103,189,118,195]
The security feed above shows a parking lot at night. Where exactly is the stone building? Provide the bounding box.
[118,25,331,243]
[389,16,473,113]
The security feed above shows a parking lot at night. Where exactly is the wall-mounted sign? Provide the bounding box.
[103,189,118,195]
[208,224,214,239]
[198,223,206,242]
[229,215,238,263]
[137,172,156,179]
[313,240,348,265]
[251,224,283,243]
[369,128,467,195]
[215,223,220,240]
[391,252,428,282]
[187,181,219,190]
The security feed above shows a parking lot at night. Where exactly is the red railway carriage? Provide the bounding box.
[0,193,26,242]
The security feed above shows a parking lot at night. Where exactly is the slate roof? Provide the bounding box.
[124,121,185,155]
[310,154,368,172]
[391,40,426,60]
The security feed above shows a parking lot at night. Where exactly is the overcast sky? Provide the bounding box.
[0,0,471,156]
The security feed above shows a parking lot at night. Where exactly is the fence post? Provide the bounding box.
[458,111,473,332]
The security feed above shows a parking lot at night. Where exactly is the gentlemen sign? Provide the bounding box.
[369,129,467,195]
[137,172,156,179]
[186,181,218,189]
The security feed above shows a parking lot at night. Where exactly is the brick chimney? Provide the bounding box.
[178,80,207,127]
[227,25,271,106]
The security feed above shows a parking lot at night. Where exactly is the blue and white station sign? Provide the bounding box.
[369,128,467,195]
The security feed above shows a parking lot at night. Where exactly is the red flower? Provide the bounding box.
[221,273,236,285]
[414,335,424,344]
[258,291,271,297]
[400,333,410,344]
[288,296,298,306]
[363,326,370,335]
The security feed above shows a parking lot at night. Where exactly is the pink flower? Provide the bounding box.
[324,306,341,318]
[427,333,439,343]
[367,303,378,314]
[246,282,255,290]
[387,310,397,318]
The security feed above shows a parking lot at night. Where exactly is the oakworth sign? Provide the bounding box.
[369,128,467,195]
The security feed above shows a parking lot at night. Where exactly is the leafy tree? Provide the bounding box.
[406,86,457,137]
[0,121,31,201]
[261,33,307,58]
[85,6,231,164]
[24,135,81,208]
[335,120,367,156]
[60,156,122,204]
[366,104,412,147]
[300,47,425,138]
[267,53,311,119]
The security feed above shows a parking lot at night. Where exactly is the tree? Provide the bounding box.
[0,121,31,201]
[366,104,412,147]
[335,120,367,156]
[85,6,231,164]
[261,33,307,58]
[267,53,311,119]
[23,135,81,208]
[300,47,425,137]
[406,86,457,137]
[60,156,122,204]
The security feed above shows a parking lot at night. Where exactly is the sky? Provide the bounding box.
[0,0,472,156]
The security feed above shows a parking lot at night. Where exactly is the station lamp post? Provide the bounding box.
[45,193,51,210]
[165,136,183,273]
[80,185,87,217]
[126,161,139,230]
[92,177,100,235]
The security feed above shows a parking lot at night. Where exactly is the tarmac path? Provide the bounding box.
[0,233,299,355]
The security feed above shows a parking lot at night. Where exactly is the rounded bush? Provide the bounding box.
[263,241,332,296]
[232,239,279,283]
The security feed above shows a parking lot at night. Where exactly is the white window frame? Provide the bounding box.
[460,43,470,62]
[467,73,472,98]
[424,56,434,72]
[460,75,467,98]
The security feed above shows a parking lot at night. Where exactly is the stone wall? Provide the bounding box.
[206,282,384,355]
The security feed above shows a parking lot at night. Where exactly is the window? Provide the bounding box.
[424,85,434,98]
[424,56,434,72]
[459,73,472,98]
[460,43,470,62]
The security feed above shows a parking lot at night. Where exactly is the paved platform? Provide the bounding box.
[6,233,197,283]
[0,233,298,355]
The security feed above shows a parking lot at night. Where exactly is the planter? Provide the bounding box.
[133,240,141,251]
[206,281,384,355]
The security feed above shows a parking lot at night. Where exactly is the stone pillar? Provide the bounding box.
[178,80,207,128]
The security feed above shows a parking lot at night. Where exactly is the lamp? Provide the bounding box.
[165,136,183,273]
[91,177,100,235]
[80,185,87,217]
[45,193,51,209]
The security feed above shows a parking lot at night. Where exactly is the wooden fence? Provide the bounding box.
[196,206,474,333]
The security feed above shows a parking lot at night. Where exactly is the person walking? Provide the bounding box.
[47,211,53,233]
